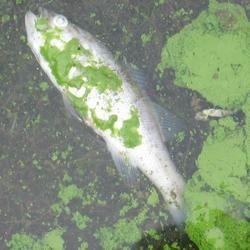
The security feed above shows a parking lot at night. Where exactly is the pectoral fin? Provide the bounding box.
[151,102,187,142]
[124,62,187,142]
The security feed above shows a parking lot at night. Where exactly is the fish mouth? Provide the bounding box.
[25,8,55,30]
[25,11,38,44]
[25,10,45,63]
[25,11,37,31]
[25,8,54,44]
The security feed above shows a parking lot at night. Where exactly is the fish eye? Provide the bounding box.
[53,15,68,28]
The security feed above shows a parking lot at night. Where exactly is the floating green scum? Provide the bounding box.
[158,0,250,249]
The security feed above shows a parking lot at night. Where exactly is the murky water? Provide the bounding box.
[1,0,249,249]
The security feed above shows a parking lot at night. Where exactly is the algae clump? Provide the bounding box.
[184,120,250,250]
[158,1,250,249]
[158,0,250,109]
[43,229,65,250]
[7,234,40,250]
[72,211,92,230]
[198,118,248,203]
[58,184,83,205]
[94,219,141,250]
[7,228,65,250]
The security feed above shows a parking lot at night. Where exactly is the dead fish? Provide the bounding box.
[25,8,186,224]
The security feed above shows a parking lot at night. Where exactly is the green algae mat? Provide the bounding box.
[158,1,250,249]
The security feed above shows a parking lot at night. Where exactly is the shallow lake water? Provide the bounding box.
[0,0,249,249]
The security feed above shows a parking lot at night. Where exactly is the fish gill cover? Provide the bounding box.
[158,0,250,249]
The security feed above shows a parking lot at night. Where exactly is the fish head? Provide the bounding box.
[25,8,69,33]
[25,8,90,61]
[25,8,71,49]
[25,8,80,91]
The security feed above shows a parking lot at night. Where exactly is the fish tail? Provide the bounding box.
[168,202,186,226]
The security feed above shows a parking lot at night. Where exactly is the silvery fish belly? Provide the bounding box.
[25,8,185,224]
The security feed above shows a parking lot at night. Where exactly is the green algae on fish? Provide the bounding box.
[91,110,118,134]
[35,17,142,148]
[35,17,48,31]
[26,7,187,229]
[118,108,142,148]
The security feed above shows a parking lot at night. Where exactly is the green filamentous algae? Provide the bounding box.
[158,0,250,249]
